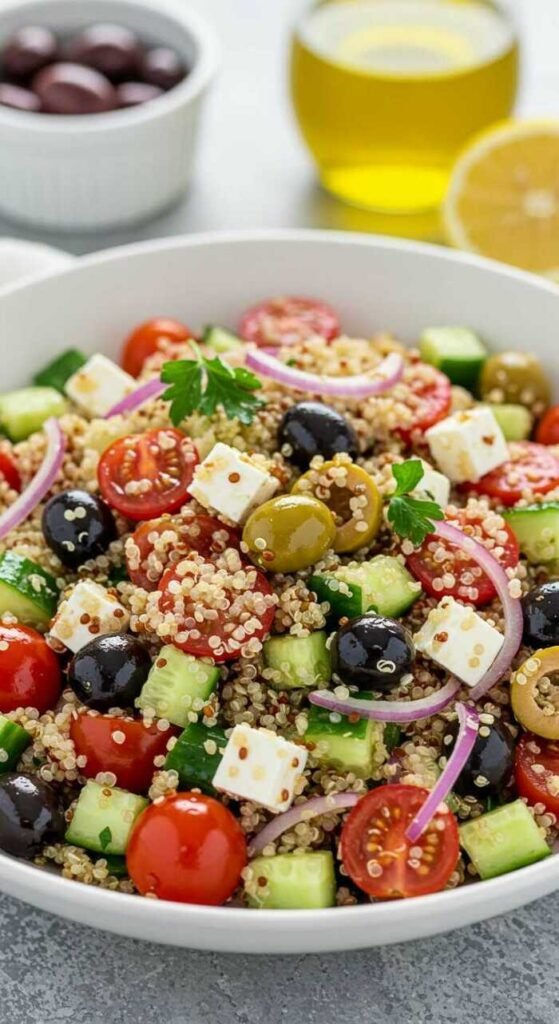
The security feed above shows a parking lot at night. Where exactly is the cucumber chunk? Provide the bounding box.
[0,551,59,626]
[164,721,227,794]
[202,326,243,353]
[246,851,336,909]
[310,555,421,621]
[304,698,387,778]
[0,715,31,771]
[503,502,559,565]
[263,631,331,690]
[0,387,67,441]
[460,799,550,880]
[34,349,87,394]
[135,644,219,727]
[419,327,487,390]
[65,780,148,855]
[487,403,533,441]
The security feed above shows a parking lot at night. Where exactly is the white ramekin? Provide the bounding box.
[0,0,219,231]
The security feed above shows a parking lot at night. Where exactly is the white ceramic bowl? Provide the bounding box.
[1,230,558,953]
[0,0,219,231]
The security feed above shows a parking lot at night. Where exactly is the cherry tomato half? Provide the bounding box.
[536,406,559,447]
[397,366,452,443]
[0,449,21,492]
[466,442,559,507]
[125,512,240,591]
[406,508,519,607]
[341,784,460,899]
[0,624,61,714]
[515,733,559,816]
[157,555,276,662]
[127,791,247,904]
[70,714,179,794]
[121,317,193,377]
[98,428,199,522]
[239,296,340,348]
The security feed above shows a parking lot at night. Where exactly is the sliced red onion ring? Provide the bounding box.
[245,348,404,399]
[248,792,360,857]
[105,376,166,418]
[0,418,65,542]
[433,521,523,701]
[308,676,460,724]
[405,702,479,843]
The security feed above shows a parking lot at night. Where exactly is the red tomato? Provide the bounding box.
[406,508,519,607]
[127,791,247,904]
[466,442,559,507]
[70,714,179,794]
[239,296,340,348]
[515,733,559,815]
[0,624,61,714]
[126,512,240,591]
[98,428,198,522]
[341,784,460,899]
[158,555,276,662]
[121,317,193,377]
[536,406,559,447]
[397,366,452,443]
[0,450,20,492]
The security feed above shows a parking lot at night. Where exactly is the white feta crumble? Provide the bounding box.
[188,442,278,525]
[212,724,308,813]
[65,354,135,418]
[426,407,508,483]
[49,580,130,654]
[414,596,504,688]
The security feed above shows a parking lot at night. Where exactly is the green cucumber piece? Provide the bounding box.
[503,502,559,565]
[310,555,421,621]
[487,403,533,441]
[135,644,219,727]
[0,387,67,442]
[164,721,227,794]
[0,715,31,771]
[0,551,59,626]
[383,723,402,753]
[33,349,87,394]
[419,326,487,390]
[263,631,331,690]
[304,697,387,777]
[202,326,243,353]
[65,780,148,855]
[246,851,336,909]
[460,799,550,880]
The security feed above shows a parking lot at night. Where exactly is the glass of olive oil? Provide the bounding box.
[290,0,519,214]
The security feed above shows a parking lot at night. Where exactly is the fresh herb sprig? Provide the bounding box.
[161,343,264,426]
[387,459,444,546]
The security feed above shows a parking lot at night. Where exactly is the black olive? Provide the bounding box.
[68,633,151,711]
[0,773,64,859]
[279,402,359,469]
[331,614,415,692]
[448,718,515,798]
[42,489,117,568]
[522,581,559,648]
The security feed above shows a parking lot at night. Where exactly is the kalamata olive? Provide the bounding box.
[0,82,41,112]
[33,62,117,114]
[331,614,415,692]
[279,402,359,469]
[68,633,152,711]
[448,717,515,798]
[140,47,186,90]
[522,581,559,648]
[116,81,163,108]
[67,24,142,81]
[0,773,64,859]
[42,489,117,568]
[2,26,57,80]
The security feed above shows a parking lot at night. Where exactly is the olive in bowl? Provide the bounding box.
[331,614,415,692]
[68,633,152,711]
[279,401,359,469]
[42,489,117,568]
[0,773,64,859]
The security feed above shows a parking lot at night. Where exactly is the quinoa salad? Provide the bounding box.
[0,296,559,909]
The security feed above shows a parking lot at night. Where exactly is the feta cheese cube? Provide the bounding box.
[49,580,130,654]
[188,442,279,525]
[414,596,504,688]
[65,354,135,418]
[426,407,508,483]
[413,460,451,508]
[213,724,308,813]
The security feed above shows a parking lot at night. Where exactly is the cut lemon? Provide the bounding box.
[443,120,559,277]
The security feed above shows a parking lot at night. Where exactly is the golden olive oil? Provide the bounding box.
[290,0,519,213]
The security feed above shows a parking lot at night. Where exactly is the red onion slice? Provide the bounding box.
[245,348,404,399]
[248,792,360,857]
[432,521,523,701]
[405,702,479,842]
[0,418,65,542]
[105,377,166,418]
[308,676,460,724]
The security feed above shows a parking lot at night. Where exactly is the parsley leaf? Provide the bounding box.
[387,460,444,546]
[161,343,264,426]
[99,826,112,851]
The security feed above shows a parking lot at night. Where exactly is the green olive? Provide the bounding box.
[480,351,550,415]
[243,494,336,573]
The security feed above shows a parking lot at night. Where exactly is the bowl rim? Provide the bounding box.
[0,226,558,941]
[0,0,220,134]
